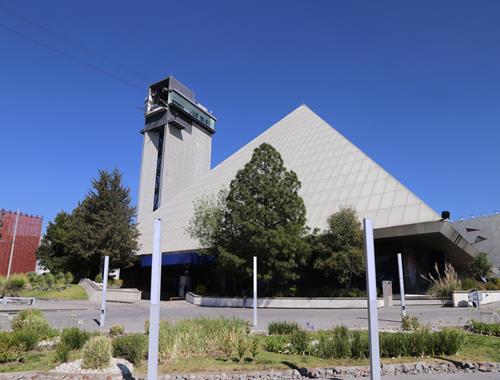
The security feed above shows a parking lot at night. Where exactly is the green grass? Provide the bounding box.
[0,350,56,373]
[133,333,500,375]
[454,333,500,362]
[20,285,88,300]
[0,332,498,375]
[0,348,83,373]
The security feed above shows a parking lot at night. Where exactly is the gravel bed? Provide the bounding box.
[53,357,134,375]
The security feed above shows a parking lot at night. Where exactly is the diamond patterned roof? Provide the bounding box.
[138,105,440,254]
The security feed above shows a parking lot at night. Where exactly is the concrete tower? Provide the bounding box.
[137,77,216,228]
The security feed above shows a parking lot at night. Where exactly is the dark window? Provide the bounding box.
[153,129,165,211]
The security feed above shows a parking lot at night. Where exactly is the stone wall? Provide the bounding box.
[1,361,499,380]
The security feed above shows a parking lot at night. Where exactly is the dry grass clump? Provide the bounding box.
[157,317,247,364]
[421,263,462,297]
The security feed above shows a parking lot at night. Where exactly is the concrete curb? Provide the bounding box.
[0,361,499,380]
[79,279,142,303]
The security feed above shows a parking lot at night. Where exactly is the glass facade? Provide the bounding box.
[168,91,216,131]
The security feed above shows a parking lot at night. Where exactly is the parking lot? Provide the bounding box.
[1,300,498,332]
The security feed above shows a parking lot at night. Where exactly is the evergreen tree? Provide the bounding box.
[312,206,365,291]
[37,169,139,279]
[37,211,83,276]
[217,143,309,295]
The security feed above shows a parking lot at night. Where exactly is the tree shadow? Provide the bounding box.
[434,356,465,367]
[281,361,345,380]
[117,362,135,380]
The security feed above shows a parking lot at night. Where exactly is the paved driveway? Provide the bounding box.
[1,300,498,332]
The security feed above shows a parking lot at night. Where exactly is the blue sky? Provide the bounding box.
[1,0,499,229]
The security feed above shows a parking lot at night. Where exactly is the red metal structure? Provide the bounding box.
[0,209,43,276]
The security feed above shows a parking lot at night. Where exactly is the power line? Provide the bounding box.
[0,23,144,92]
[0,3,151,82]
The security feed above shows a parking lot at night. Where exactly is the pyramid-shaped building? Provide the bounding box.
[131,77,482,295]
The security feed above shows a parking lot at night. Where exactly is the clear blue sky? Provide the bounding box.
[1,0,499,229]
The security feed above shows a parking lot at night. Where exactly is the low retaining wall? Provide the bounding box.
[79,279,141,303]
[186,292,384,309]
[452,290,500,307]
[1,361,498,380]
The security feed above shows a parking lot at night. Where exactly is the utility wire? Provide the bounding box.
[0,23,144,92]
[0,3,151,82]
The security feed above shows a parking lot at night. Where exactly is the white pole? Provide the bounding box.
[100,255,109,327]
[397,253,407,318]
[363,218,381,380]
[7,209,20,278]
[148,218,162,380]
[253,256,257,328]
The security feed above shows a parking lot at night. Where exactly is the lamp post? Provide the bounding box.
[253,256,257,328]
[397,253,407,318]
[363,218,381,380]
[100,256,109,327]
[147,218,162,380]
[6,209,20,278]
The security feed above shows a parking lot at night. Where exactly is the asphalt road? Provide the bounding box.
[1,300,498,332]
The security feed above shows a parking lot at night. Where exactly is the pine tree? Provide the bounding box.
[37,169,139,279]
[217,143,309,295]
[37,211,82,275]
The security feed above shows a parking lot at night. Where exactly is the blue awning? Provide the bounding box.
[140,252,215,267]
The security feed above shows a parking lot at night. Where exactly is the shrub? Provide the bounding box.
[485,280,500,290]
[268,321,300,335]
[32,276,48,291]
[12,315,51,351]
[263,335,289,354]
[236,336,247,362]
[290,330,309,355]
[95,273,102,283]
[1,274,27,296]
[402,315,421,331]
[421,263,461,297]
[380,332,409,357]
[7,274,27,289]
[112,334,147,365]
[468,253,491,280]
[409,327,431,357]
[468,321,500,337]
[55,272,66,283]
[109,324,124,336]
[60,327,91,350]
[316,331,336,358]
[0,332,25,363]
[220,329,239,361]
[112,279,123,288]
[12,329,40,352]
[157,317,247,363]
[11,309,44,331]
[194,284,206,296]
[81,336,112,369]
[11,310,51,351]
[461,277,478,291]
[55,342,71,363]
[65,272,74,284]
[379,328,464,358]
[350,330,368,359]
[332,326,350,358]
[144,319,170,334]
[44,273,55,289]
[432,328,465,355]
[250,337,259,360]
[27,272,37,283]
